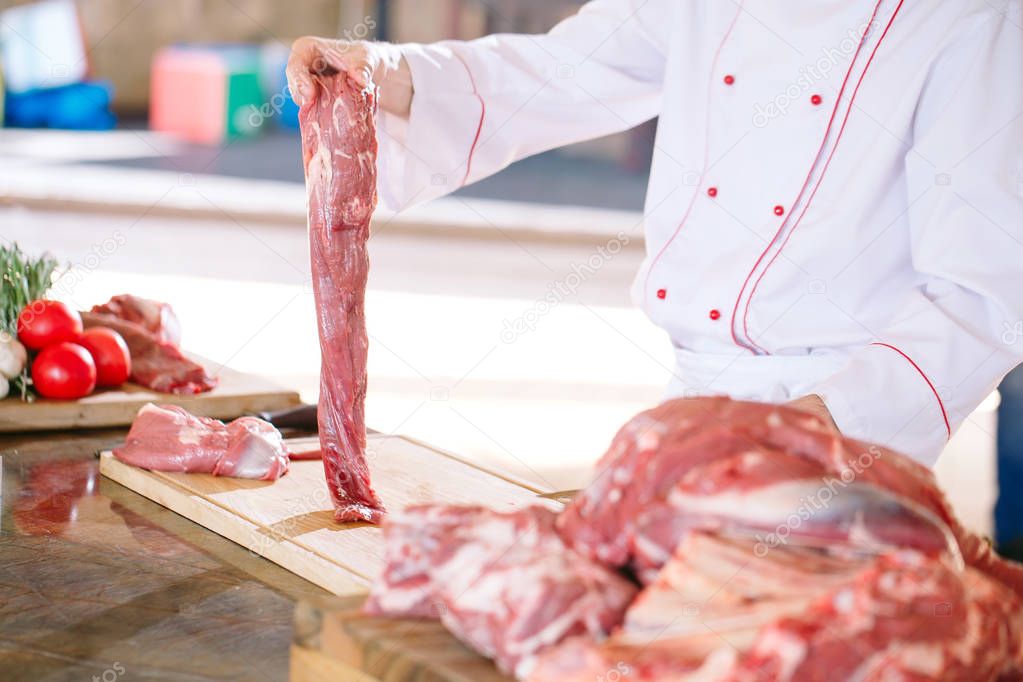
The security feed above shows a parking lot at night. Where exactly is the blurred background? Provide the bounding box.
[0,0,1004,538]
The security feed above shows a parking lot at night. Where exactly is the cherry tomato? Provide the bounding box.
[78,327,131,387]
[31,342,96,400]
[17,300,83,350]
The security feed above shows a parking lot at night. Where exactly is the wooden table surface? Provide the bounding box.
[0,427,329,682]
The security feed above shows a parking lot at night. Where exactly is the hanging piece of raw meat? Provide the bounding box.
[299,70,384,524]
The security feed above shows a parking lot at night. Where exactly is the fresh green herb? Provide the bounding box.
[0,243,61,400]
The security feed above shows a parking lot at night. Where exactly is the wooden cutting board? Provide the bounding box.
[0,357,300,432]
[99,433,553,595]
[290,595,513,682]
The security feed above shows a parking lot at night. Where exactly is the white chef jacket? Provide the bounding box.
[375,0,1023,466]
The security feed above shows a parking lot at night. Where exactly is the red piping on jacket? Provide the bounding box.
[451,51,486,187]
[732,0,892,351]
[739,0,906,354]
[641,1,745,302]
[871,342,952,438]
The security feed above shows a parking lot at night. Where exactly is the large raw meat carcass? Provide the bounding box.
[367,398,1023,680]
[556,398,1023,592]
[299,70,385,524]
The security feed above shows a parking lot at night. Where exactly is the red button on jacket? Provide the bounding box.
[811,94,823,106]
[656,289,667,300]
[707,187,718,197]
[774,205,785,216]
[709,309,721,320]
[723,74,735,85]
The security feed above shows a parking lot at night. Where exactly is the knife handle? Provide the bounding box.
[258,404,318,430]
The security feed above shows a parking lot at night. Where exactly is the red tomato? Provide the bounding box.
[17,300,83,350]
[31,342,97,400]
[78,327,131,387]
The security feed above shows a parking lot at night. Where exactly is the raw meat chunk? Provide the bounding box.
[530,543,1023,681]
[91,294,182,345]
[364,505,638,678]
[557,397,1023,595]
[114,403,289,480]
[299,70,384,524]
[529,533,870,681]
[367,397,1023,680]
[732,553,1023,681]
[81,312,216,395]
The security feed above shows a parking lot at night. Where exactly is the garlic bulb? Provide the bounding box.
[0,332,28,379]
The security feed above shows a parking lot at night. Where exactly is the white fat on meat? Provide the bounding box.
[750,629,809,680]
[305,122,332,200]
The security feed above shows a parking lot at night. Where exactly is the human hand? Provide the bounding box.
[788,394,839,431]
[287,37,412,116]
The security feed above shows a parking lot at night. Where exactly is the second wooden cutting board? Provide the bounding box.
[0,356,300,432]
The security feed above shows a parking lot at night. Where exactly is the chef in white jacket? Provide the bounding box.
[289,0,1023,466]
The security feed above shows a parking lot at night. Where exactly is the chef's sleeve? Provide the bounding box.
[816,9,1023,465]
[375,0,669,210]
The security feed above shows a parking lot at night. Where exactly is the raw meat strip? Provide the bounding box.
[114,403,289,480]
[300,70,383,523]
[91,294,182,345]
[82,311,217,395]
[556,397,1023,595]
[364,505,638,678]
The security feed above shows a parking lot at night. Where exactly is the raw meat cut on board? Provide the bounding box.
[528,533,868,680]
[81,311,216,395]
[364,505,638,678]
[366,398,1023,681]
[556,397,1023,595]
[730,553,1022,681]
[300,70,383,523]
[91,294,182,345]
[620,532,870,652]
[114,403,289,480]
[530,537,1023,681]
